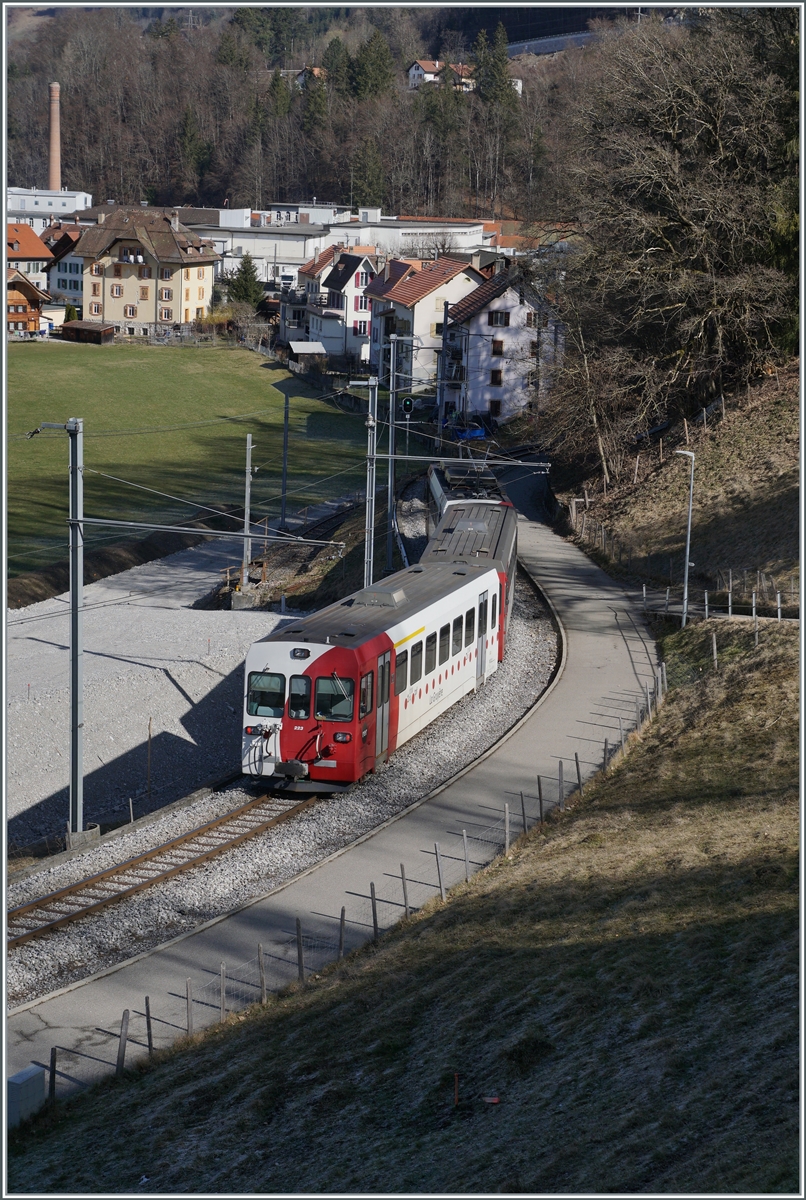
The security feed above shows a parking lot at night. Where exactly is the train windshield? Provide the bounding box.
[315,676,355,722]
[248,672,286,717]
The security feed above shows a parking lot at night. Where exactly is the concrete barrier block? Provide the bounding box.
[7,1065,46,1128]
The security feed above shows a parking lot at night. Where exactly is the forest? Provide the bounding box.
[7,6,798,482]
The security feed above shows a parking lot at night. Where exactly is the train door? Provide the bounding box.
[476,591,488,683]
[376,651,391,762]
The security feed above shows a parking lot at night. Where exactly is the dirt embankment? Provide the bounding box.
[557,359,800,589]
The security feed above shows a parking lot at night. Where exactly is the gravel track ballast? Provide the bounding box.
[8,507,557,1010]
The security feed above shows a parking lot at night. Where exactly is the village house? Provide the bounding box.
[365,256,486,389]
[446,269,564,423]
[406,60,475,91]
[40,223,85,311]
[7,223,53,293]
[7,267,51,337]
[310,247,379,362]
[73,207,220,335]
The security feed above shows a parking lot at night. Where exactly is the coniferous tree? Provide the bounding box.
[228,252,264,307]
[352,139,385,206]
[302,73,327,135]
[322,37,351,96]
[267,68,292,118]
[352,30,395,100]
[64,303,78,322]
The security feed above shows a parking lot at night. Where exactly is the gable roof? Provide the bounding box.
[366,256,482,310]
[7,224,54,260]
[321,253,377,293]
[298,243,340,280]
[448,270,538,325]
[7,267,51,302]
[73,208,219,265]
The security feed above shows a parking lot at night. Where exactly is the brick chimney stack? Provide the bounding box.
[48,82,61,191]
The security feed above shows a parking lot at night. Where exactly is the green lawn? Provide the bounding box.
[7,342,373,578]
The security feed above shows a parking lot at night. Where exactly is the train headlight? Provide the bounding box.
[333,732,352,743]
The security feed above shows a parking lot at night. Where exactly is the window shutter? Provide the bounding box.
[504,312,510,326]
[353,321,358,334]
[354,296,359,312]
[355,273,360,286]
[487,312,494,326]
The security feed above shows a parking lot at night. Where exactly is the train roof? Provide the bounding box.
[256,560,497,651]
[428,461,508,503]
[419,501,517,569]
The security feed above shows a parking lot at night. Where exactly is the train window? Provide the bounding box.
[491,592,498,630]
[452,616,463,655]
[314,676,355,722]
[438,624,450,665]
[247,672,286,717]
[359,672,373,718]
[288,675,311,719]
[410,641,423,684]
[465,609,475,646]
[394,650,408,695]
[425,633,437,674]
[479,597,488,634]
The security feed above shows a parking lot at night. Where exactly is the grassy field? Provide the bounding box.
[561,359,800,591]
[6,342,374,578]
[8,619,798,1193]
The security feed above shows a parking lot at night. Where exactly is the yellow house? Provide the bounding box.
[75,207,220,335]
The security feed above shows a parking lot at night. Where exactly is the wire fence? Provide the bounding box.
[31,680,669,1110]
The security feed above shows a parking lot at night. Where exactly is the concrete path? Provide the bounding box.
[7,485,657,1097]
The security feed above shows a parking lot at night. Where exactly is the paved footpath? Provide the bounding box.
[7,481,657,1096]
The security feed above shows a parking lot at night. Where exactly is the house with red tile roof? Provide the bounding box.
[446,269,564,423]
[7,223,53,294]
[366,256,486,389]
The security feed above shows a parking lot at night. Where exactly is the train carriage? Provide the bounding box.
[242,561,503,788]
[419,500,518,661]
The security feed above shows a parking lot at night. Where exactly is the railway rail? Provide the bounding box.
[7,792,321,950]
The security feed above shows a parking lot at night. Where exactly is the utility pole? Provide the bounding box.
[242,433,254,582]
[675,450,695,627]
[280,391,290,529]
[35,419,84,835]
[349,376,379,588]
[437,299,449,450]
[386,333,398,574]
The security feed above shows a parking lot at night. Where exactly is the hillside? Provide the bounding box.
[557,359,800,596]
[8,619,798,1193]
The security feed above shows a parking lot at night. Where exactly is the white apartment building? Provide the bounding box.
[7,187,93,233]
[366,257,486,389]
[446,270,564,422]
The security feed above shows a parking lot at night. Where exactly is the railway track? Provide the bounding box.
[7,792,321,950]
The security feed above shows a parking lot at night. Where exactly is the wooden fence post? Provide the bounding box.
[145,996,154,1058]
[400,865,409,919]
[712,632,718,670]
[575,752,583,797]
[504,805,510,855]
[186,979,193,1036]
[619,715,625,751]
[603,738,609,773]
[520,790,528,835]
[462,832,470,882]
[558,761,564,811]
[49,1047,57,1104]
[258,944,267,1003]
[219,962,226,1022]
[338,906,346,957]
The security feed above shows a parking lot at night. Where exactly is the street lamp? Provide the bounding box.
[348,376,379,588]
[675,449,695,627]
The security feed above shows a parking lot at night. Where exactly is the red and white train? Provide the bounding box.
[241,481,518,790]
